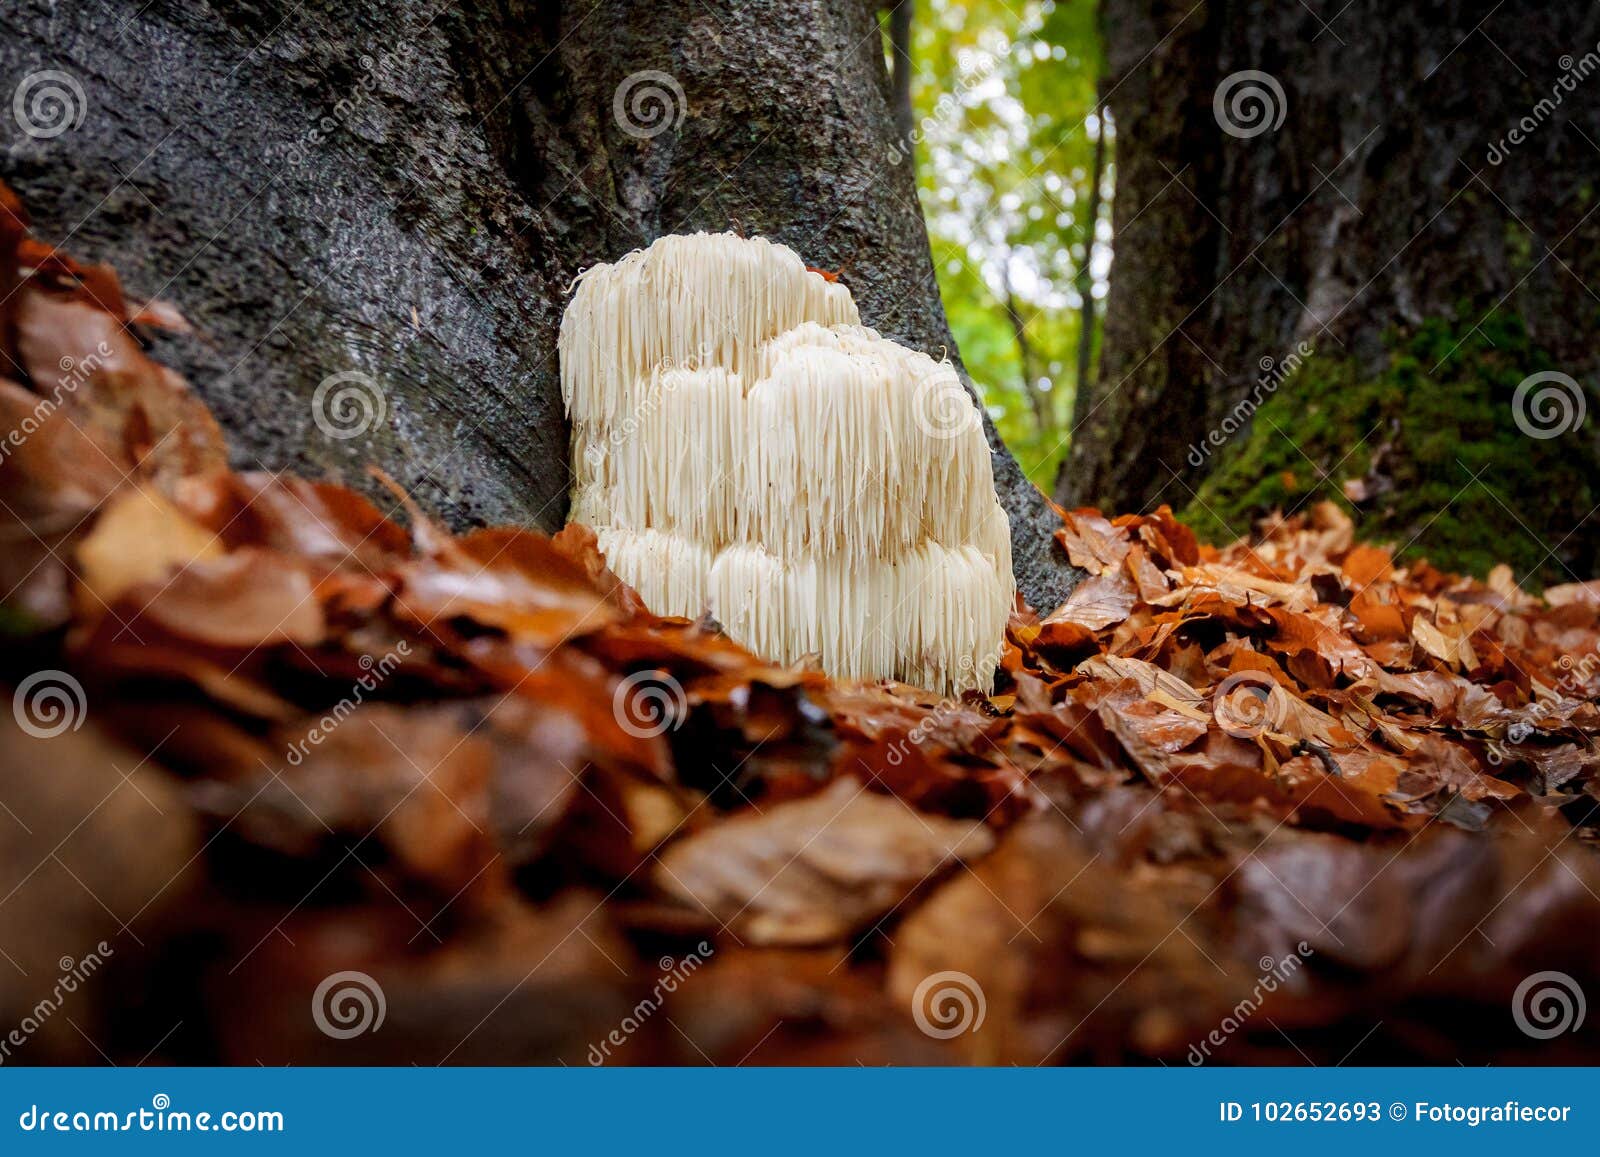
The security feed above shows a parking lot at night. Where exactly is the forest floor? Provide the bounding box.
[4,183,1600,1065]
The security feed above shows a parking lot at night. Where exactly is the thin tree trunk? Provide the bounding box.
[1058,95,1108,501]
[1075,101,1107,404]
[887,2,916,151]
[1003,255,1050,438]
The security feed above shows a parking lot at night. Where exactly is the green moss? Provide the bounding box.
[1504,221,1535,276]
[0,605,43,638]
[1183,312,1599,587]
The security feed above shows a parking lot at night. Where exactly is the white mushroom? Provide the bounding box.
[559,232,1014,694]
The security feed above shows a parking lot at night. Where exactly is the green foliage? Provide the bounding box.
[0,605,40,638]
[1184,313,1600,587]
[906,0,1106,488]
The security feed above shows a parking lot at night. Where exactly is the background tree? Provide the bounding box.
[1060,0,1600,584]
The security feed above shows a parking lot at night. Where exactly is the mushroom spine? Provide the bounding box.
[559,232,1014,694]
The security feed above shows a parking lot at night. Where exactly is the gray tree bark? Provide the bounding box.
[1,0,1076,612]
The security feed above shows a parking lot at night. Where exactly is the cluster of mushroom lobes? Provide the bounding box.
[559,233,1014,695]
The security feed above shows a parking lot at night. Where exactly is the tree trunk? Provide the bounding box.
[887,1,916,152]
[1002,255,1050,438]
[1060,0,1600,580]
[1072,95,1106,444]
[1,0,1077,612]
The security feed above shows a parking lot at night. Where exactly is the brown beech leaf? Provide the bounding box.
[198,703,494,893]
[135,548,327,648]
[76,486,224,608]
[1048,571,1137,631]
[399,527,621,644]
[654,779,994,945]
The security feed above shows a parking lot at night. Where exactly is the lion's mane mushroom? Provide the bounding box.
[559,233,1014,694]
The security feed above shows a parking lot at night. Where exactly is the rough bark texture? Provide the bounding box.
[0,0,1076,613]
[1060,0,1219,514]
[1062,0,1600,576]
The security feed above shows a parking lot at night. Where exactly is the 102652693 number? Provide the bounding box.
[1219,1102,1384,1123]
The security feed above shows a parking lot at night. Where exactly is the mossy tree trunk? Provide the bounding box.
[1,0,1078,611]
[1060,0,1600,582]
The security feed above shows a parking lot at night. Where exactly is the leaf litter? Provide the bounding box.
[2,184,1599,1065]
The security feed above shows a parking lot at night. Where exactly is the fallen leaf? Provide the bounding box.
[654,779,994,945]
